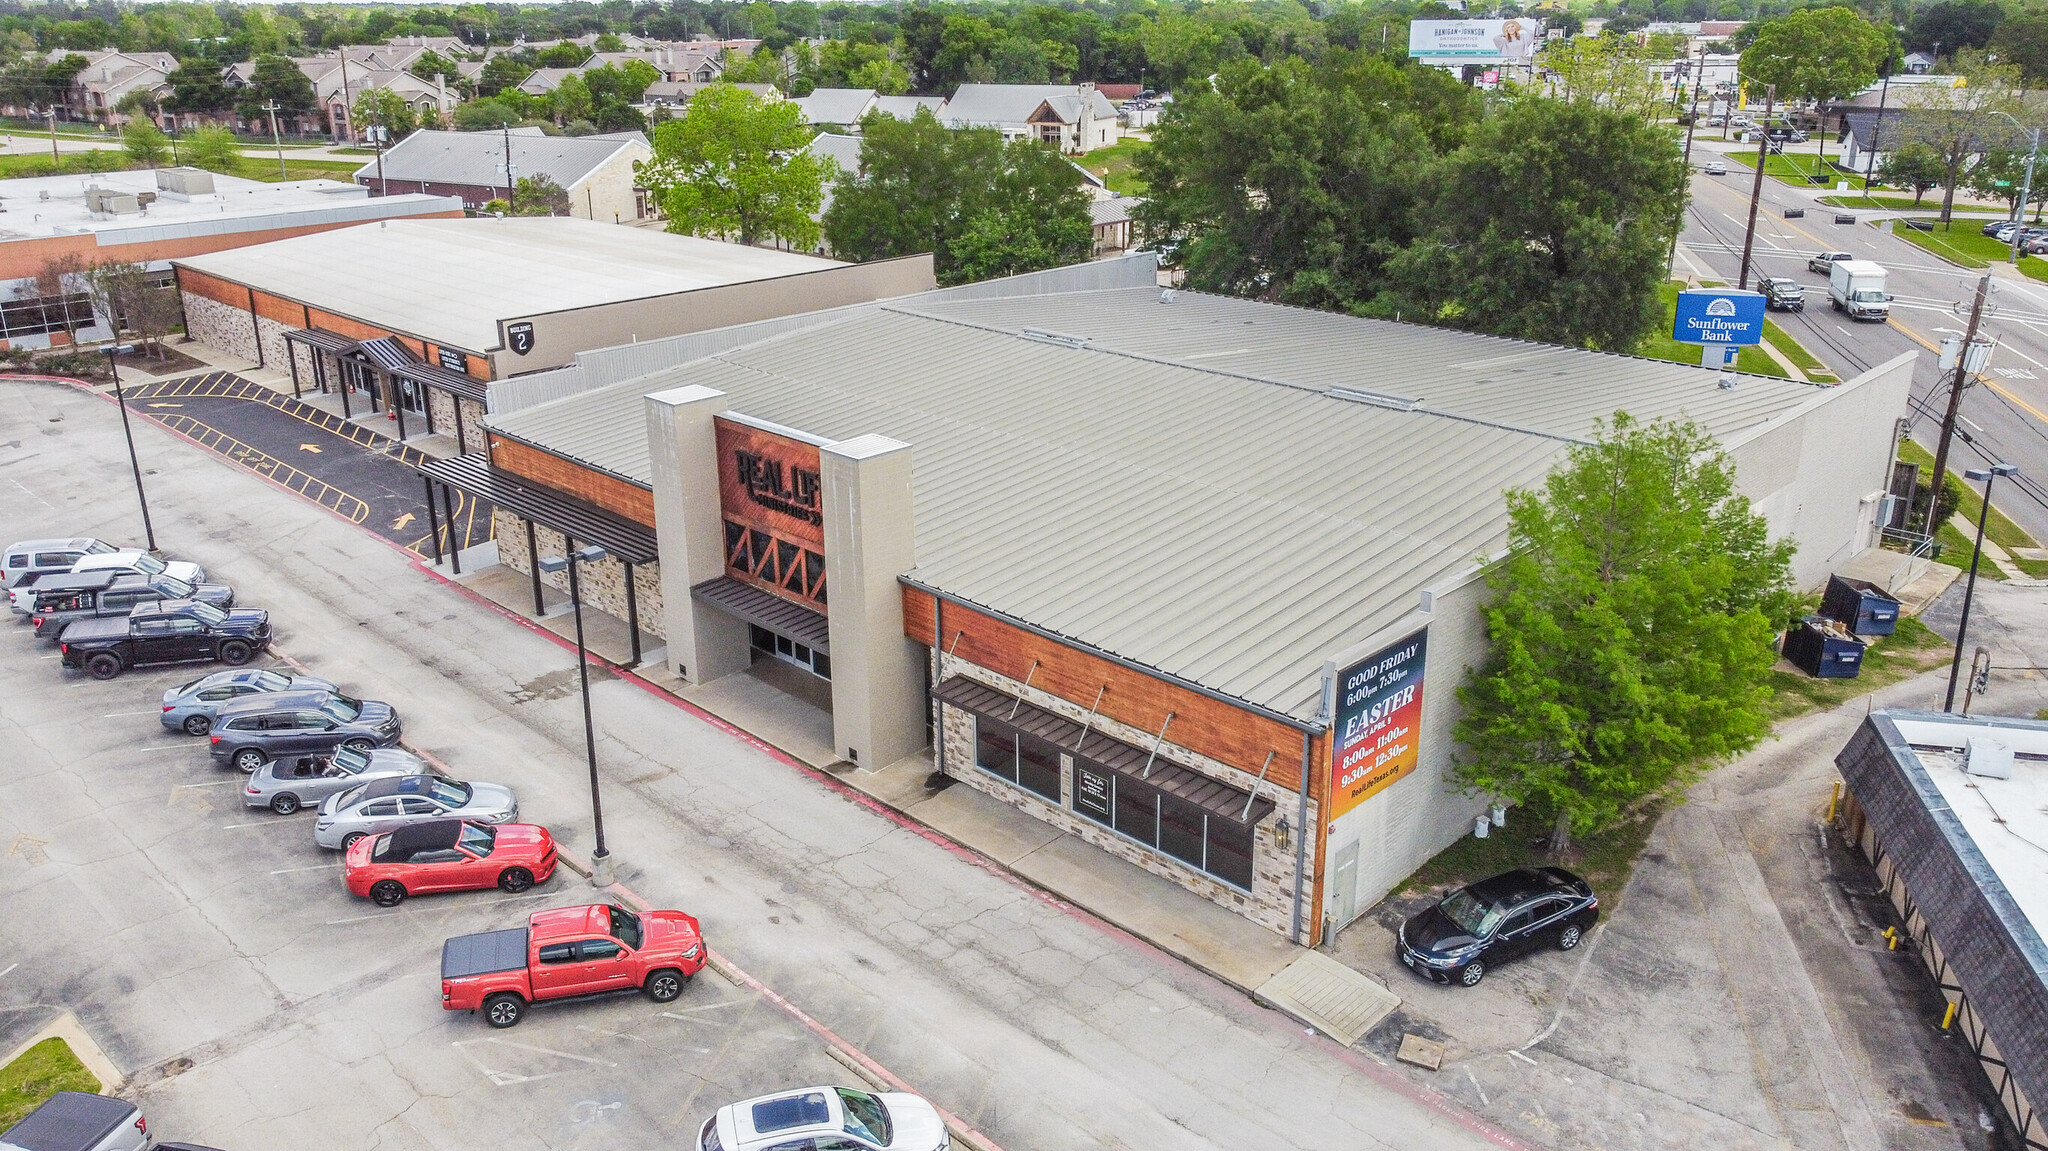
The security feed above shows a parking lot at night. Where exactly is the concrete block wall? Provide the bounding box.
[493,509,665,638]
[937,651,1316,940]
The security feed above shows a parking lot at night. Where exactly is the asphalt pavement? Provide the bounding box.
[1676,141,2048,544]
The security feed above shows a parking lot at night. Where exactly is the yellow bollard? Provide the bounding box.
[1884,926,1899,950]
[1942,1001,1958,1031]
[1827,779,1842,824]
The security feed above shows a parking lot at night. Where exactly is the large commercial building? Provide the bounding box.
[0,167,458,350]
[173,217,933,450]
[1835,712,2048,1150]
[446,257,1911,945]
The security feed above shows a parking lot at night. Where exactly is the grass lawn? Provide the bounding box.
[1724,150,1868,189]
[1892,220,2048,284]
[1766,615,1953,720]
[1818,192,2005,212]
[1763,318,1837,381]
[0,1038,100,1131]
[1080,139,1148,196]
[1637,281,1784,376]
[1898,438,2048,577]
[0,149,360,184]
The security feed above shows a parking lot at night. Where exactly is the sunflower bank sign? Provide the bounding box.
[1673,289,1766,346]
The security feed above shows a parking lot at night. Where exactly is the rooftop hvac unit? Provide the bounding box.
[1964,738,2013,779]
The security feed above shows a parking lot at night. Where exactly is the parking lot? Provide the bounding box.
[1,378,1518,1150]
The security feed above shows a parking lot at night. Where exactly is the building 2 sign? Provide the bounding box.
[1330,630,1427,819]
[1671,289,1765,345]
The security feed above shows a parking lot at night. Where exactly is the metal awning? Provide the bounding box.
[693,576,830,652]
[933,676,1275,825]
[417,453,657,564]
[356,336,418,371]
[391,361,489,403]
[283,327,359,355]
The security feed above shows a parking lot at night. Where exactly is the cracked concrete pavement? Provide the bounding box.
[0,379,1519,1149]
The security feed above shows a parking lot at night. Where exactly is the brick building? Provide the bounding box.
[461,256,1913,943]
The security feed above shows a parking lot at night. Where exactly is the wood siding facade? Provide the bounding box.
[488,433,657,526]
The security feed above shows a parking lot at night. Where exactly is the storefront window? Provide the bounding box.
[973,718,1059,802]
[1068,759,1256,891]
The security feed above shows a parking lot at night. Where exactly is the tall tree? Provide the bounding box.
[1879,141,1948,205]
[1739,8,1891,108]
[352,88,419,145]
[1907,0,2002,54]
[1539,33,1669,120]
[239,54,316,123]
[1381,96,1688,351]
[166,59,230,113]
[121,118,170,167]
[640,82,831,248]
[1900,49,2023,223]
[947,141,1093,281]
[1455,415,1795,855]
[183,123,240,173]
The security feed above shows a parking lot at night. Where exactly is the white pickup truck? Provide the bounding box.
[1829,259,1891,320]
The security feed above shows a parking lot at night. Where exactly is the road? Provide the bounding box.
[0,377,1517,1150]
[1676,140,2048,544]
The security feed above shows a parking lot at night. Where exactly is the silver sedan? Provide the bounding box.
[160,668,338,736]
[313,774,518,850]
[241,746,430,815]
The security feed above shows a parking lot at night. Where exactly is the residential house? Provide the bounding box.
[1904,51,1937,74]
[639,81,779,115]
[43,49,176,125]
[354,126,653,222]
[1090,196,1139,255]
[792,87,879,127]
[941,83,1120,154]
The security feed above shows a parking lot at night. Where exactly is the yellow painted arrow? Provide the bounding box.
[298,443,323,453]
[392,512,416,530]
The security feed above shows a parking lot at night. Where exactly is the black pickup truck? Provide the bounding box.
[59,599,272,680]
[30,571,234,641]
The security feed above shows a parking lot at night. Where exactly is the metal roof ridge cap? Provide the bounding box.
[718,409,835,448]
[902,575,1322,732]
[1406,404,1593,446]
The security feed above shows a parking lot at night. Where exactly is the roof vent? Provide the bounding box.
[1965,738,2013,779]
[1020,328,1089,348]
[1325,385,1419,411]
[1160,289,1176,304]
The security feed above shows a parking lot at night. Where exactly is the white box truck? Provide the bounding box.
[1829,259,1890,320]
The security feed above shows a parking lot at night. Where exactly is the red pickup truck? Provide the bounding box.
[440,902,707,1027]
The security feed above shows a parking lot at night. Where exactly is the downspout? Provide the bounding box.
[931,594,943,774]
[1292,727,1311,945]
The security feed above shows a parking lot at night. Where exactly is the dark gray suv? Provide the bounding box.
[208,689,403,772]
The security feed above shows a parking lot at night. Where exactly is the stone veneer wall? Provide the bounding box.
[426,390,488,450]
[935,650,1317,940]
[495,510,665,639]
[181,292,298,370]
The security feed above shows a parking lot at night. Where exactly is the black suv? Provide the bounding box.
[208,689,402,772]
[31,572,233,641]
[1761,277,1805,311]
[59,600,272,680]
[1397,866,1600,987]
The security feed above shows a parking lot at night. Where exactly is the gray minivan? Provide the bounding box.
[0,1092,148,1151]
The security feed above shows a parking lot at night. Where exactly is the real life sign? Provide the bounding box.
[1330,630,1427,820]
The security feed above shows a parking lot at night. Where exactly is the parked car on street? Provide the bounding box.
[207,689,401,771]
[59,600,272,680]
[346,818,557,906]
[0,1092,148,1151]
[161,667,338,735]
[71,549,205,587]
[441,902,706,1028]
[1761,277,1805,311]
[30,572,233,641]
[315,773,517,849]
[242,745,430,813]
[697,1087,950,1151]
[1396,866,1600,987]
[2023,234,2048,255]
[1807,250,1855,274]
[4,537,119,597]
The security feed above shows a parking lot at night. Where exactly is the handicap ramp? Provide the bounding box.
[1254,951,1400,1045]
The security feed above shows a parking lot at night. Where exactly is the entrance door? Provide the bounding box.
[1331,840,1359,929]
[340,358,377,409]
[396,377,427,417]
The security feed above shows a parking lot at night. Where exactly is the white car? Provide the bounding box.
[698,1087,948,1151]
[71,549,206,587]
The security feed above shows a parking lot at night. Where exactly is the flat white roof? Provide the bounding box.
[0,169,451,244]
[174,217,845,353]
[1890,715,2048,943]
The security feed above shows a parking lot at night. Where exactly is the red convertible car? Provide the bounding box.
[345,818,556,907]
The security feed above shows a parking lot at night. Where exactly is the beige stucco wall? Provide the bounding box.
[566,142,653,224]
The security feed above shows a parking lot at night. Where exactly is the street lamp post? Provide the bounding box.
[537,544,613,884]
[1990,110,2042,261]
[103,343,155,552]
[1944,463,2020,712]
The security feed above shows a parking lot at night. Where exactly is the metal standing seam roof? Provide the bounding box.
[941,83,1118,126]
[349,128,647,191]
[484,287,1833,723]
[793,88,879,124]
[172,218,846,354]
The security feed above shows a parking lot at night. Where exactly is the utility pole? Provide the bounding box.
[1736,85,1776,291]
[338,50,355,143]
[1672,79,1705,266]
[1928,273,1993,526]
[500,120,515,206]
[1863,70,1892,193]
[43,104,58,161]
[262,99,286,180]
[2011,127,2040,256]
[373,117,387,194]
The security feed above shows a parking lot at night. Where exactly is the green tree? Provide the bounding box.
[1992,7,2048,87]
[1908,0,2002,54]
[453,95,527,132]
[1740,9,1891,108]
[353,88,419,144]
[239,54,316,122]
[511,173,572,216]
[183,123,240,173]
[1879,140,1948,205]
[121,118,171,167]
[1142,11,1222,92]
[1454,414,1795,854]
[477,54,534,97]
[1539,34,1670,120]
[1900,49,2022,223]
[947,140,1093,281]
[849,58,911,95]
[640,83,832,248]
[166,59,230,113]
[552,72,594,124]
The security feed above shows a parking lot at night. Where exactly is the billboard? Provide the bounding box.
[1672,288,1766,345]
[1408,19,1540,63]
[1329,629,1427,820]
